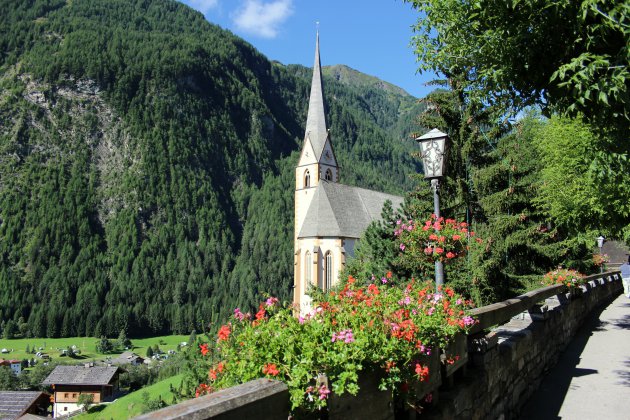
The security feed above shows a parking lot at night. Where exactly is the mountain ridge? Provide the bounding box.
[323,64,414,98]
[0,0,424,338]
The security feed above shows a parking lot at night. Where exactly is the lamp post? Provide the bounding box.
[597,236,605,273]
[416,128,449,289]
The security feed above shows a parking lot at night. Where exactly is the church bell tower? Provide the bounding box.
[294,31,339,310]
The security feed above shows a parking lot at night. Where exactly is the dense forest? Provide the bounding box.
[0,0,425,337]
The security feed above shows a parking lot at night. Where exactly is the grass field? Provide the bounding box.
[0,335,190,362]
[76,374,185,420]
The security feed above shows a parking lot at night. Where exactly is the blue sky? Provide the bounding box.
[178,0,437,98]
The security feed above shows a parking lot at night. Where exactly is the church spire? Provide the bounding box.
[304,29,328,160]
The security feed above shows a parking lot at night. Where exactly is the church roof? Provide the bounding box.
[304,31,328,160]
[298,181,404,239]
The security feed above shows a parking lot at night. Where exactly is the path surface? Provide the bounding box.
[520,293,630,419]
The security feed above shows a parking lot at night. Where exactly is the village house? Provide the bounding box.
[0,359,22,376]
[0,391,51,420]
[42,365,120,418]
[109,351,144,366]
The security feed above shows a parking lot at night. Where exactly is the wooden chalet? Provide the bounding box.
[42,365,119,418]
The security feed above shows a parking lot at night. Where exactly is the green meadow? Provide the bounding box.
[0,335,190,362]
[76,374,184,420]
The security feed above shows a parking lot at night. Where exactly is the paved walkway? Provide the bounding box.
[520,293,630,419]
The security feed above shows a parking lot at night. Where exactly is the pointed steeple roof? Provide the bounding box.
[304,30,328,160]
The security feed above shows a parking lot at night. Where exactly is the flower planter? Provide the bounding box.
[441,333,468,378]
[326,369,393,420]
[322,352,442,420]
[411,349,442,399]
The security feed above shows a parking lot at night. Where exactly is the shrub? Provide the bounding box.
[77,393,94,411]
[186,275,476,412]
[394,215,479,274]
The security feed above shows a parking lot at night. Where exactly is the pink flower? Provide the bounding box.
[332,329,355,343]
[434,247,444,255]
[462,316,475,326]
[265,297,279,307]
[318,385,331,400]
[233,308,246,321]
[400,243,406,251]
[452,234,461,241]
[424,247,433,255]
[446,252,456,259]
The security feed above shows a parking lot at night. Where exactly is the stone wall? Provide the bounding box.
[133,273,622,420]
[423,273,622,419]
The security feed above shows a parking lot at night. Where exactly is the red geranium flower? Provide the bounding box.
[217,324,231,341]
[262,363,280,376]
[199,343,209,356]
[195,383,212,398]
[415,363,429,381]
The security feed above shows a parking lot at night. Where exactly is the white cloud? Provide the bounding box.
[186,0,220,15]
[232,0,294,39]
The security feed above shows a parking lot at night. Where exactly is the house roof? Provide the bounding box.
[110,352,143,365]
[298,180,404,239]
[0,391,46,420]
[304,31,328,161]
[41,366,119,386]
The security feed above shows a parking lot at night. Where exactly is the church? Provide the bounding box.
[293,33,404,312]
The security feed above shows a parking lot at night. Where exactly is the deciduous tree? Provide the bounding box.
[404,0,629,138]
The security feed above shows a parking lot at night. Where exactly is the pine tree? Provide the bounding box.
[188,330,197,346]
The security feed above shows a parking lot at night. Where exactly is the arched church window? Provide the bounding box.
[304,251,312,291]
[304,170,310,188]
[325,251,333,290]
[325,168,333,181]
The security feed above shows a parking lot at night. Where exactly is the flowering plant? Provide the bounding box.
[592,253,609,268]
[394,215,480,274]
[187,276,476,412]
[542,268,585,289]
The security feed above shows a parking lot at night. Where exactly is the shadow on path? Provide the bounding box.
[518,301,611,420]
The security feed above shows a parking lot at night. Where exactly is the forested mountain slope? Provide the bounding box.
[0,0,423,337]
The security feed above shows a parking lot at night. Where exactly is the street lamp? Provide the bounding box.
[416,128,449,289]
[597,236,605,273]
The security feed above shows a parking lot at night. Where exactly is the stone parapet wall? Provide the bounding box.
[134,272,621,420]
[423,273,622,419]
